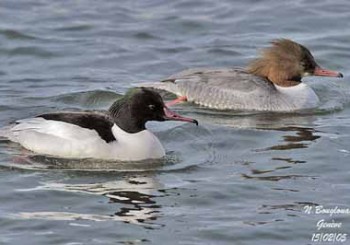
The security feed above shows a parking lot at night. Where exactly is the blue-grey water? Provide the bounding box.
[1,0,350,244]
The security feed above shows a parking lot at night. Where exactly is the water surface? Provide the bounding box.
[1,0,350,244]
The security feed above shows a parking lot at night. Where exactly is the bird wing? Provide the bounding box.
[5,117,110,158]
[141,68,277,110]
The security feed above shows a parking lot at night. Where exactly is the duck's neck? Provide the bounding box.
[247,59,301,87]
[272,79,301,87]
[114,116,145,134]
[108,100,146,134]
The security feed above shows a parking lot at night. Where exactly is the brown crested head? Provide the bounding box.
[247,39,343,87]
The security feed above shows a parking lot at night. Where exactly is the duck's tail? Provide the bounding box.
[136,80,182,96]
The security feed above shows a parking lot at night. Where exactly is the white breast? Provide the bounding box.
[2,118,165,161]
[109,124,165,161]
[274,83,320,111]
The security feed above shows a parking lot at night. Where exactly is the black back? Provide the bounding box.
[37,112,116,143]
[36,88,170,142]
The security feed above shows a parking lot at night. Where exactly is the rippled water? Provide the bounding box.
[1,0,350,244]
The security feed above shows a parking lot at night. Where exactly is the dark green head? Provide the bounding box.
[109,88,198,133]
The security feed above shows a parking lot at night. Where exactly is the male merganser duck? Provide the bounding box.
[0,88,198,161]
[141,39,343,112]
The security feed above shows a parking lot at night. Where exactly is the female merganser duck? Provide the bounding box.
[0,88,198,161]
[142,39,343,112]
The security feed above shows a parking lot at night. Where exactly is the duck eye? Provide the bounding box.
[148,104,156,110]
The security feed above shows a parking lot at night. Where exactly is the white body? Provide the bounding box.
[1,118,165,161]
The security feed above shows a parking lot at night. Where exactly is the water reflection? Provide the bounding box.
[172,106,319,128]
[243,219,284,226]
[242,126,320,182]
[0,149,178,171]
[15,175,164,228]
[271,157,306,164]
[241,173,309,182]
[258,126,320,151]
[259,201,319,214]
